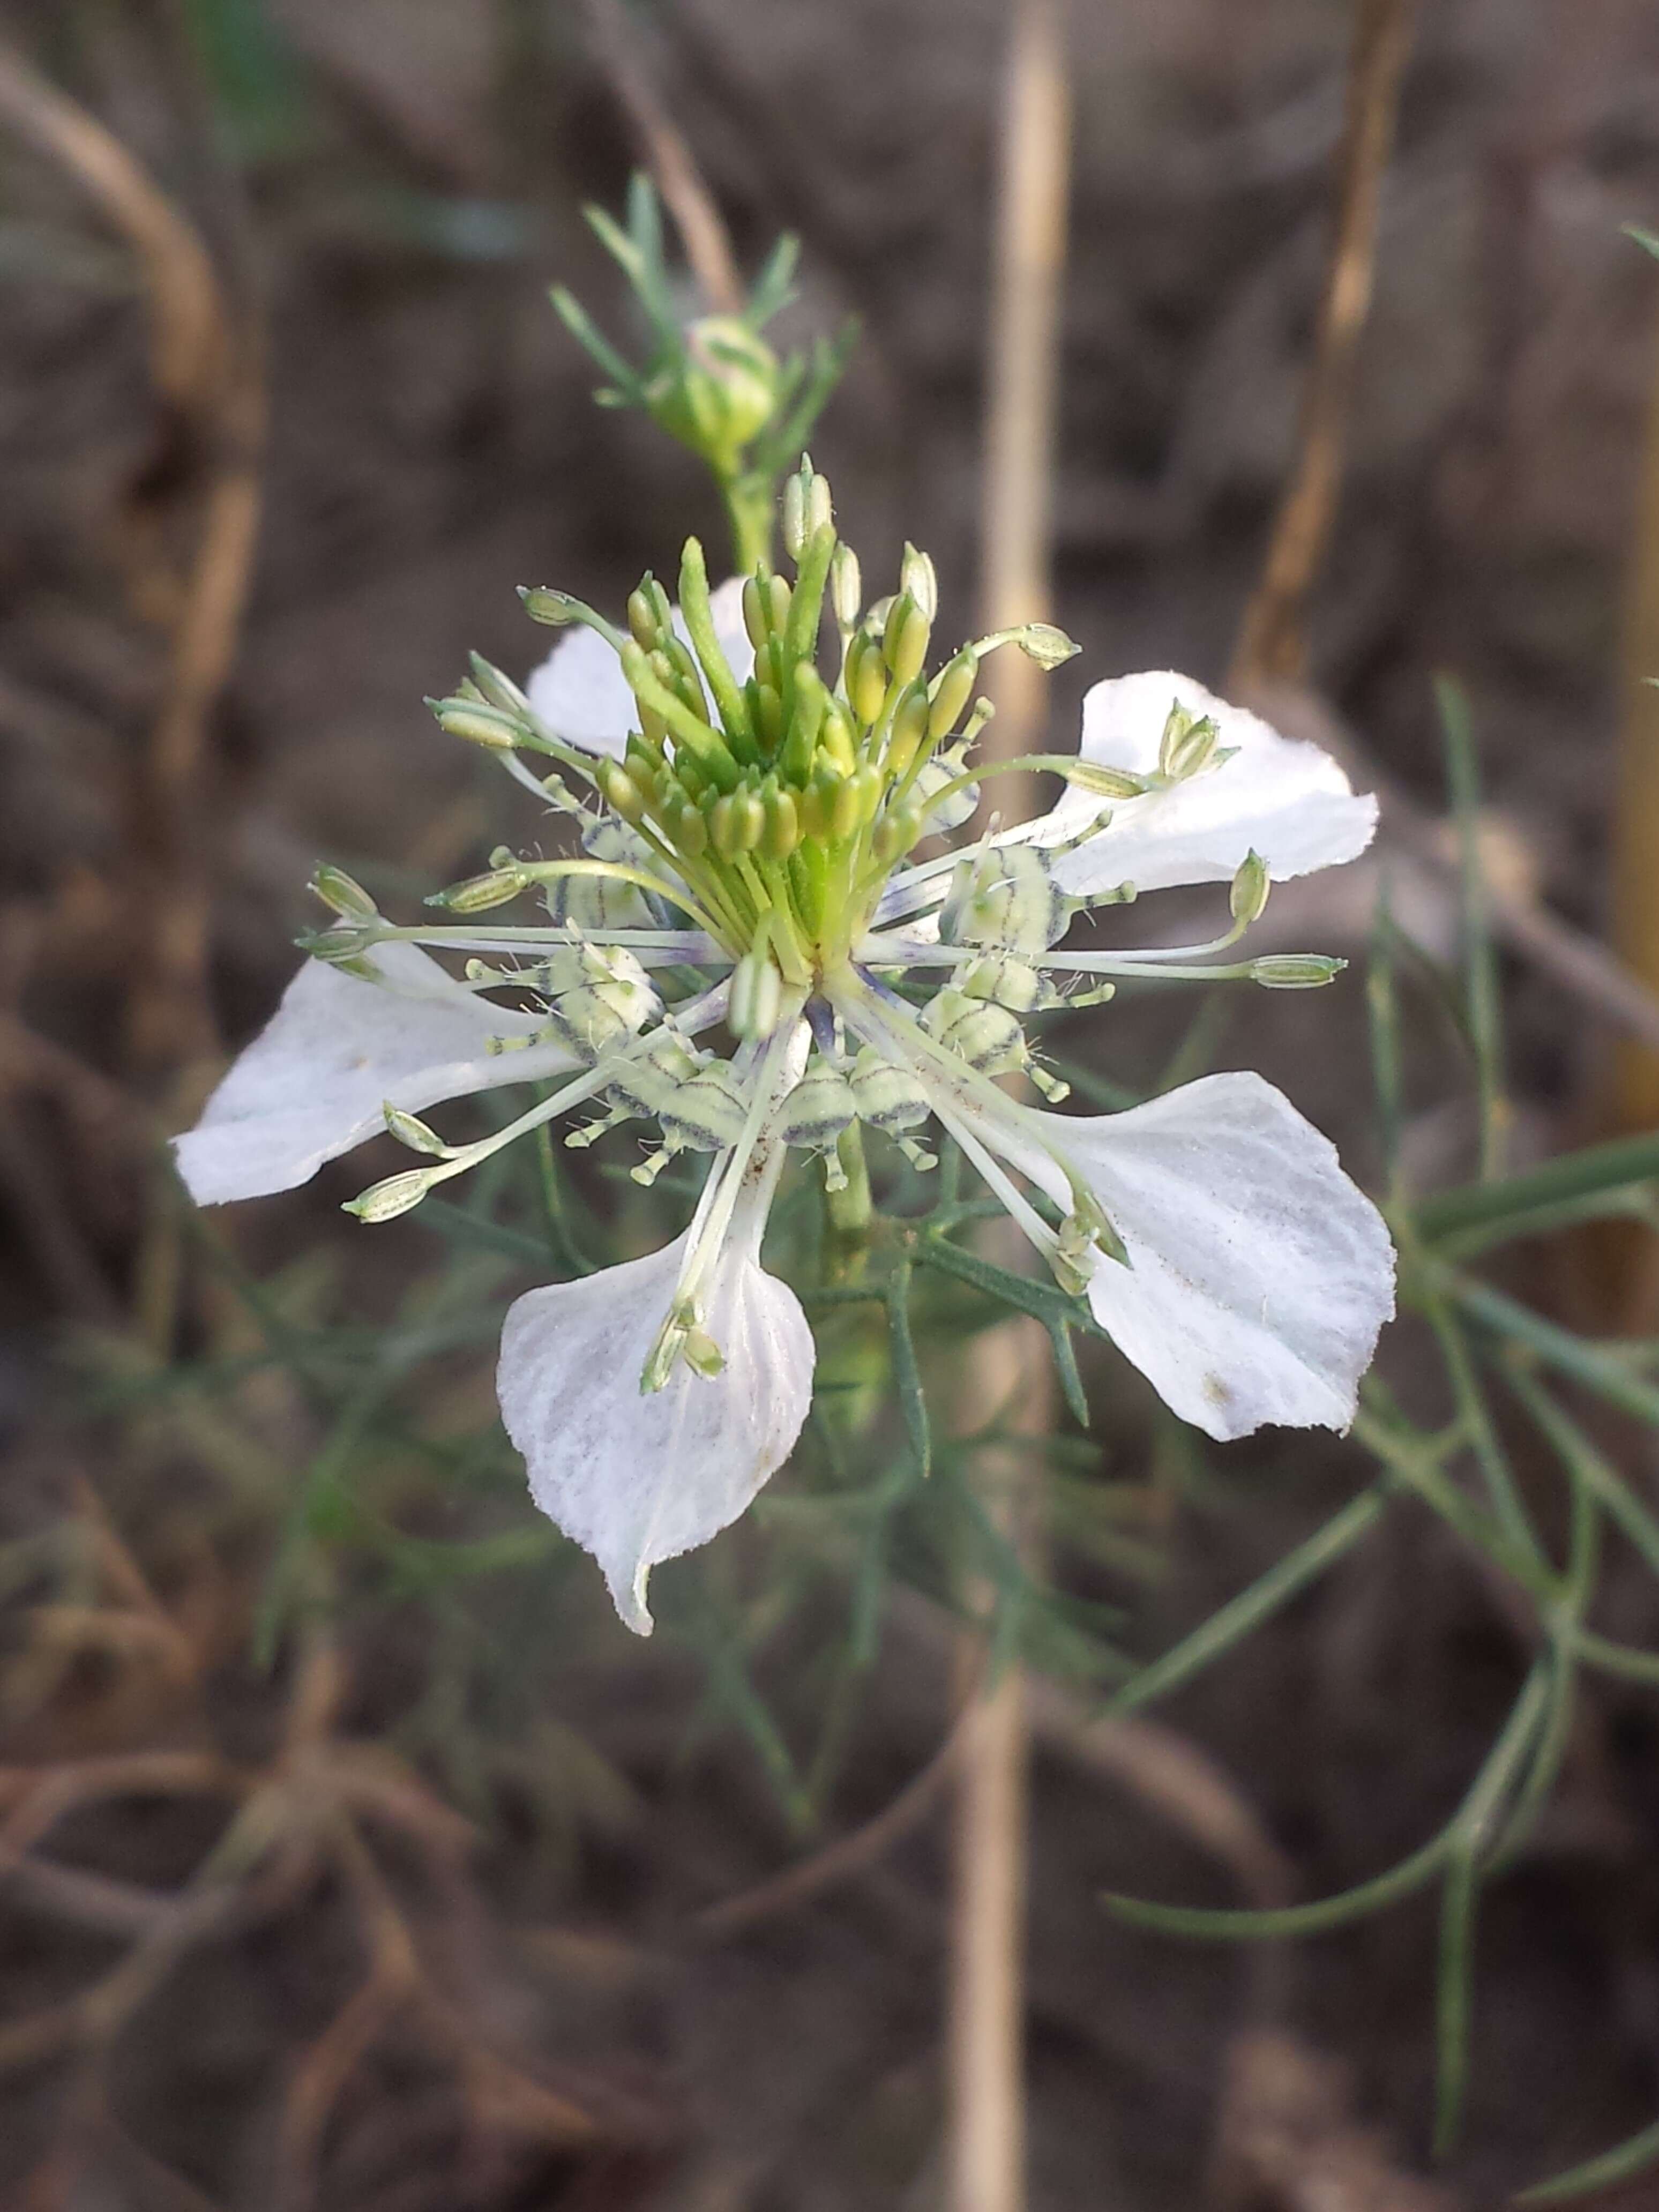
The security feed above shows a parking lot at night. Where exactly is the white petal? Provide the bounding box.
[173,942,572,1205]
[1034,670,1377,895]
[497,1197,812,1635]
[1002,1073,1394,1440]
[524,577,755,759]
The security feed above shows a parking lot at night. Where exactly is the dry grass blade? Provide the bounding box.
[694,1703,971,1942]
[0,45,223,414]
[947,1,1073,2206]
[0,40,264,1079]
[1230,0,1421,691]
[582,0,743,313]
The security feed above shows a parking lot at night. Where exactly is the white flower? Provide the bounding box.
[176,465,1395,1631]
[175,941,574,1203]
[498,1128,811,1634]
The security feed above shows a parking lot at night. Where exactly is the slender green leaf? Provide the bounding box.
[1110,1487,1387,1718]
[1416,1130,1659,1245]
[1516,2114,1659,2201]
[1436,674,1507,1179]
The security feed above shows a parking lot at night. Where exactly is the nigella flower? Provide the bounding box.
[176,462,1394,1633]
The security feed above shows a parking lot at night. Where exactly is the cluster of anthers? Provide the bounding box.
[177,460,1395,1633]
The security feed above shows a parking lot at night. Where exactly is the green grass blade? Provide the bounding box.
[1110,1486,1386,1718]
[1516,2114,1659,2203]
[1436,674,1507,1180]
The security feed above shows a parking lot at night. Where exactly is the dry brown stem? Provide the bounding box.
[693,1714,967,1941]
[1229,0,1420,691]
[0,41,265,1081]
[945,3,1074,2204]
[0,1486,636,2209]
[582,0,743,313]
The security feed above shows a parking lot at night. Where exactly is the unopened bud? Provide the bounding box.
[753,680,785,752]
[683,1325,726,1379]
[431,866,529,913]
[883,592,930,687]
[673,798,709,857]
[899,542,938,623]
[1062,759,1152,800]
[872,806,924,864]
[1250,954,1344,989]
[429,697,522,751]
[345,1169,435,1223]
[886,685,931,778]
[597,760,646,824]
[830,542,862,629]
[1229,850,1269,926]
[846,632,888,725]
[782,471,808,564]
[820,697,858,774]
[467,654,530,716]
[928,651,979,741]
[309,864,377,919]
[742,574,769,652]
[296,924,374,962]
[1015,623,1080,670]
[761,784,799,860]
[1158,703,1220,782]
[518,587,584,627]
[383,1105,449,1157]
[627,586,659,649]
[729,948,784,1039]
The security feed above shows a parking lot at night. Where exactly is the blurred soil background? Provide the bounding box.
[4,1,1659,2207]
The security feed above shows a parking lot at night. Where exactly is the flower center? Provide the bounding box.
[586,467,988,1012]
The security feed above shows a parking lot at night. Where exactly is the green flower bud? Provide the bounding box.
[1158,704,1220,783]
[429,697,521,751]
[708,793,739,859]
[847,632,888,726]
[872,806,924,864]
[754,680,786,753]
[645,316,778,466]
[761,784,800,860]
[309,864,378,919]
[467,653,530,715]
[793,662,828,748]
[432,866,530,913]
[1250,954,1345,989]
[928,650,979,741]
[830,542,862,629]
[296,924,374,963]
[674,798,709,857]
[885,685,931,779]
[1015,623,1080,669]
[1229,850,1270,926]
[1063,760,1150,799]
[627,586,659,649]
[883,593,930,687]
[899,542,938,623]
[820,698,858,774]
[345,1169,435,1223]
[729,947,783,1040]
[734,787,766,853]
[597,760,647,825]
[829,771,863,841]
[518,587,584,626]
[383,1105,449,1157]
[742,574,769,652]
